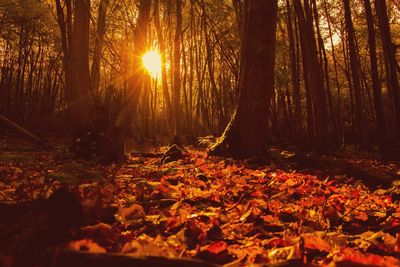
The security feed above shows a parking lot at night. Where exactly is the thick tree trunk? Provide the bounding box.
[69,0,94,131]
[209,0,278,159]
[56,0,94,132]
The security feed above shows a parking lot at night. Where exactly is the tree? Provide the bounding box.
[69,0,94,130]
[154,0,172,136]
[91,0,110,99]
[375,0,400,153]
[343,0,369,148]
[286,0,302,137]
[55,0,94,132]
[364,0,387,153]
[114,0,151,155]
[209,0,278,158]
[293,0,330,152]
[172,0,182,136]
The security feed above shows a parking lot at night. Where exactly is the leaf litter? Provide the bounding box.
[0,143,399,266]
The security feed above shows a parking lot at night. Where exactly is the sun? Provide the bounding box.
[142,49,161,78]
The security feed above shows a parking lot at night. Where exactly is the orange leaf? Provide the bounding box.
[68,239,106,253]
[206,241,228,254]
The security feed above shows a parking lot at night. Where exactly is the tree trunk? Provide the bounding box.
[375,0,400,150]
[172,0,183,137]
[311,0,337,150]
[209,0,278,159]
[286,0,302,136]
[154,0,172,137]
[364,0,388,153]
[323,0,343,148]
[200,0,225,133]
[56,0,94,132]
[293,0,330,152]
[114,0,151,155]
[91,0,109,100]
[343,0,369,149]
[55,0,72,108]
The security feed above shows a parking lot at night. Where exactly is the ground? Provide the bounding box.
[0,135,399,266]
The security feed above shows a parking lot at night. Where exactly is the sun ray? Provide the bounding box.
[142,50,161,78]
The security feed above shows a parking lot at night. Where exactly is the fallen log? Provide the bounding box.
[0,188,82,257]
[288,154,400,189]
[0,113,47,147]
[53,249,220,267]
[53,250,306,267]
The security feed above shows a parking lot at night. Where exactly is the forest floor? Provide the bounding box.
[0,135,400,267]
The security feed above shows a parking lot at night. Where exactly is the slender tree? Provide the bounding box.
[286,0,302,136]
[154,0,172,136]
[91,0,110,99]
[173,0,182,136]
[364,0,387,153]
[343,0,369,148]
[293,0,330,152]
[375,0,400,152]
[114,0,151,156]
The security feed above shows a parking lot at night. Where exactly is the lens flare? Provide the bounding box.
[142,50,161,78]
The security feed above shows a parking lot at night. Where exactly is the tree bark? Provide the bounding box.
[286,0,302,135]
[53,249,218,267]
[114,0,151,156]
[200,0,225,133]
[293,0,330,152]
[173,0,183,136]
[343,0,369,149]
[56,0,94,132]
[209,0,278,159]
[375,0,400,150]
[364,0,387,153]
[70,0,94,126]
[323,0,343,148]
[154,0,172,137]
[91,0,110,100]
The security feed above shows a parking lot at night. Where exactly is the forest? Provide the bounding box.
[0,0,400,266]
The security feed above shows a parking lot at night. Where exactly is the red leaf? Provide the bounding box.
[206,241,228,255]
[251,190,263,197]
